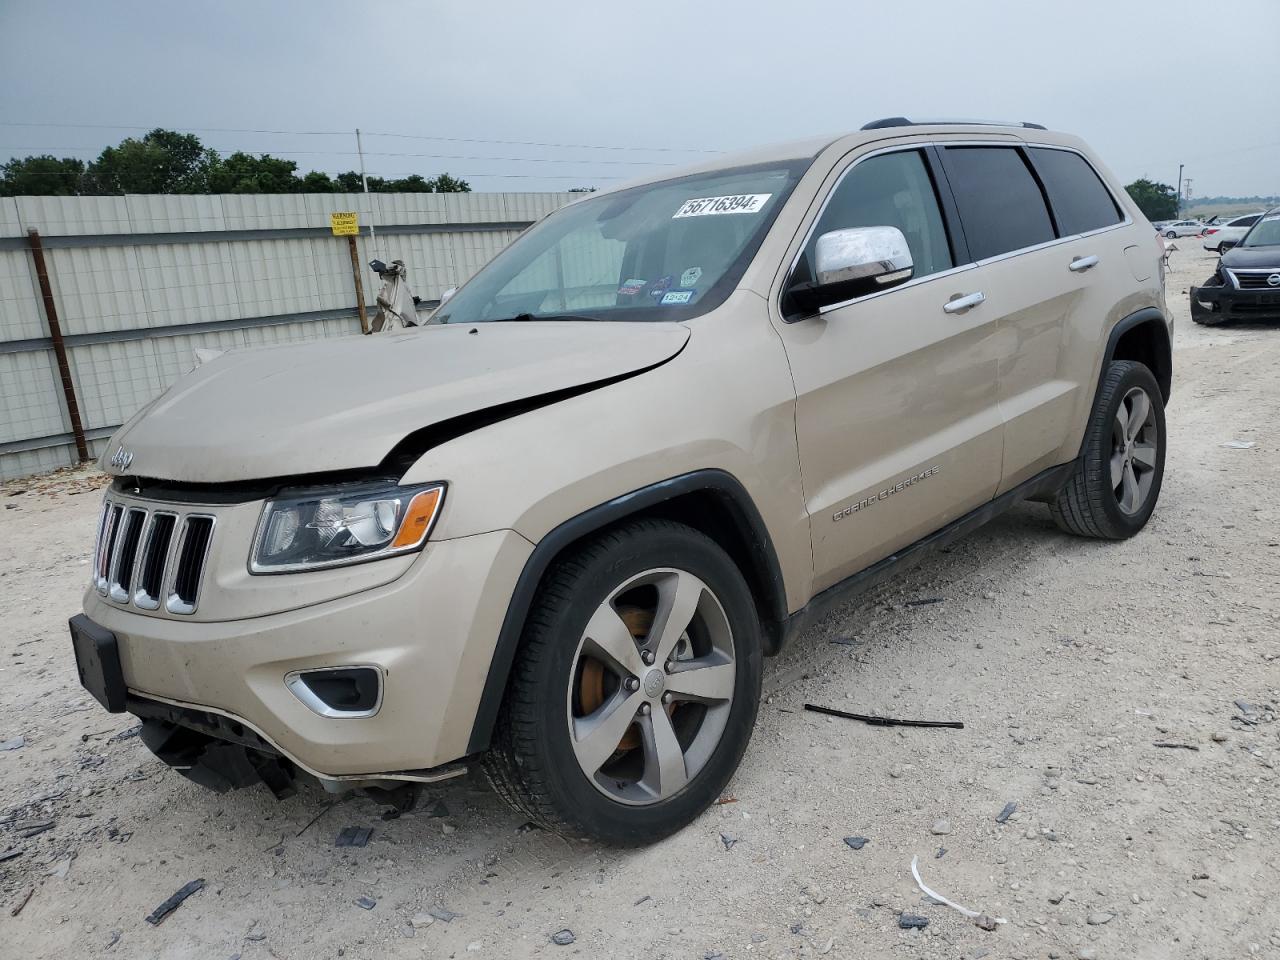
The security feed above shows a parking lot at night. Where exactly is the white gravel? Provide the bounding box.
[1,245,1277,959]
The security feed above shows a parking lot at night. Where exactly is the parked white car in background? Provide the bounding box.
[1201,213,1264,253]
[1161,219,1205,238]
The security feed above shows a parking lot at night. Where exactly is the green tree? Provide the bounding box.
[426,173,470,193]
[206,152,302,194]
[298,170,335,192]
[383,174,431,192]
[87,128,217,194]
[1124,178,1178,221]
[2,128,475,196]
[334,171,365,192]
[0,155,86,196]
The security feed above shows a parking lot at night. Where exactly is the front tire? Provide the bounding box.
[1049,360,1166,539]
[484,519,763,845]
[1165,230,1177,239]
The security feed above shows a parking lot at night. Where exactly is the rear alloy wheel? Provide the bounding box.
[484,520,762,844]
[1049,360,1166,538]
[1109,386,1159,515]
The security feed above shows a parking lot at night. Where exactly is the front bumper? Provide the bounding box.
[1190,284,1280,323]
[80,528,532,780]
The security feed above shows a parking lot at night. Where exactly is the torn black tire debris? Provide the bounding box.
[144,879,205,925]
[803,703,964,729]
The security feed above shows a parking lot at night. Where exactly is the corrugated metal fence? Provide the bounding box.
[0,191,575,481]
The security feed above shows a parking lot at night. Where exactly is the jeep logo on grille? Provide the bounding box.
[108,446,134,471]
[1268,273,1280,287]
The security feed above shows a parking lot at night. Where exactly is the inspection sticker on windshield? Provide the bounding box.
[673,194,772,218]
[661,290,693,305]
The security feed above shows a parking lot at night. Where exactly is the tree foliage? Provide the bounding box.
[0,156,87,196]
[1124,178,1179,221]
[0,128,472,196]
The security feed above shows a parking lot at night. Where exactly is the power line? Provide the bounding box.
[0,168,629,181]
[0,120,722,155]
[0,145,678,166]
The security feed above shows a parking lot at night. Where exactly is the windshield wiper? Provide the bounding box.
[490,313,600,322]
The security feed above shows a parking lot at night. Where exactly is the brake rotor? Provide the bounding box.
[578,605,655,752]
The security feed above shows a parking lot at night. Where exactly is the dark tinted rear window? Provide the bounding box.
[1029,148,1122,236]
[942,146,1055,260]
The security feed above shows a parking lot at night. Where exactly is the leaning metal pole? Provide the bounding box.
[27,228,89,463]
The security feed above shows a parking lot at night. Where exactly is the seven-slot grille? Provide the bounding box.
[93,499,215,615]
[1229,269,1280,290]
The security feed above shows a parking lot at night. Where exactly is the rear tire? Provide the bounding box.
[483,519,763,845]
[1049,360,1165,539]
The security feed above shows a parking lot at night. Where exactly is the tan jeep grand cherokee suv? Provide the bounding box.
[71,119,1171,844]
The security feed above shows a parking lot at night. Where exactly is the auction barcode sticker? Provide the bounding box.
[673,194,772,218]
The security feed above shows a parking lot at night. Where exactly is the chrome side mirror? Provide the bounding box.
[786,226,914,316]
[815,226,912,288]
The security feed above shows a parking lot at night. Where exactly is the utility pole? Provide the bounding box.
[1176,163,1184,217]
[356,128,377,256]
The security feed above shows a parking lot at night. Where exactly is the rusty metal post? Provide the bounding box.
[27,229,89,462]
[347,235,370,335]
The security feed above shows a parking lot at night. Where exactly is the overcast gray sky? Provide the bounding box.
[2,0,1277,198]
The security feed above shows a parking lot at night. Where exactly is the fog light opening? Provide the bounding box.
[286,666,382,718]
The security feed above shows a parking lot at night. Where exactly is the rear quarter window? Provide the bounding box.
[940,146,1056,260]
[1028,148,1123,236]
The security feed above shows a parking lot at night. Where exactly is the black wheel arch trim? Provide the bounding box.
[465,468,788,755]
[1098,306,1171,411]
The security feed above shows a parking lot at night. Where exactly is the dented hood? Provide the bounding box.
[107,321,689,483]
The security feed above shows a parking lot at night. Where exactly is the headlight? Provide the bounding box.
[251,482,445,573]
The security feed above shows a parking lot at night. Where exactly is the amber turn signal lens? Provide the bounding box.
[392,487,444,549]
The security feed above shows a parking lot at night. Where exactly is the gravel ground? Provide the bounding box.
[1,245,1277,960]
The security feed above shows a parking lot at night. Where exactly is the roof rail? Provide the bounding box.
[861,117,1047,131]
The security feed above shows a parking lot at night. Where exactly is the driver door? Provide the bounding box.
[772,147,1003,592]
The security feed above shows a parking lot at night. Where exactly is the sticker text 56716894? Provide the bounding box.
[672,194,772,218]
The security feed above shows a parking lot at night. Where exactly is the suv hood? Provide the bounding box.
[107,322,689,484]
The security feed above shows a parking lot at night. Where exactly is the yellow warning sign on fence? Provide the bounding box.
[330,212,359,236]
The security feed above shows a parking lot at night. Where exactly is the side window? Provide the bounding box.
[941,146,1055,260]
[798,149,953,285]
[1029,148,1123,236]
[1237,215,1260,227]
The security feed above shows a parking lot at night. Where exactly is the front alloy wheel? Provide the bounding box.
[484,520,763,845]
[569,568,735,805]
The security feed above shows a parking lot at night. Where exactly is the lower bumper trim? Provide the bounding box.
[127,694,468,796]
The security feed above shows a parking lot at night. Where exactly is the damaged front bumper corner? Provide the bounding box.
[1190,283,1280,323]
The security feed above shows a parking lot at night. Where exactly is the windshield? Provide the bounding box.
[1240,213,1280,247]
[435,160,810,324]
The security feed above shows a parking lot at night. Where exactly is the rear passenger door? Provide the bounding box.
[935,144,1127,493]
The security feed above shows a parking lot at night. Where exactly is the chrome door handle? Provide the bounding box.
[943,291,986,314]
[1069,255,1100,272]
